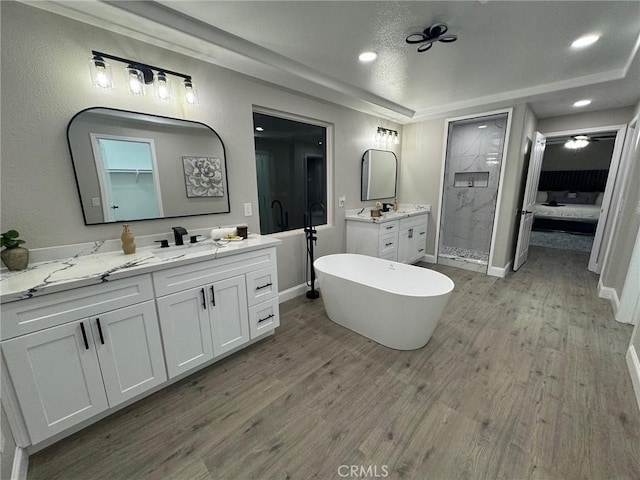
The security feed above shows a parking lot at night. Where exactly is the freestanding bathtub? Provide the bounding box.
[314,254,454,350]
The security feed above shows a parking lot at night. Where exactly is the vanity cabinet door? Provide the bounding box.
[1,320,108,444]
[397,227,415,264]
[91,301,167,406]
[210,275,249,356]
[156,288,214,378]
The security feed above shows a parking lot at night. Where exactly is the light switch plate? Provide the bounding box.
[91,197,101,207]
[338,195,345,208]
[244,203,253,216]
[636,200,640,216]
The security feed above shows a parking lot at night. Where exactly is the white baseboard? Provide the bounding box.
[488,260,512,278]
[421,254,436,264]
[278,283,308,303]
[627,345,640,414]
[11,447,28,480]
[598,278,620,316]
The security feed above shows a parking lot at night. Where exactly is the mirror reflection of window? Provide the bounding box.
[253,112,328,234]
[90,135,164,222]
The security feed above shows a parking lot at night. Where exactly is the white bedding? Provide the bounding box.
[533,203,601,222]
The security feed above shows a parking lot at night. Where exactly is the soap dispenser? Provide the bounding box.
[393,199,398,211]
[121,224,136,254]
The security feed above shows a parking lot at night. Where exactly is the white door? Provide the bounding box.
[514,132,547,271]
[91,301,167,406]
[210,275,249,356]
[2,320,108,444]
[156,287,214,378]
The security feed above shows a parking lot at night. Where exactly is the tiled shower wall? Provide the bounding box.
[439,113,508,260]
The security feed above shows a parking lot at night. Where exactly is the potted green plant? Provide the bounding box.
[1,230,29,271]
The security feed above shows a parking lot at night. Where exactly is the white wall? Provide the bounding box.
[541,140,615,171]
[0,2,400,291]
[537,107,634,134]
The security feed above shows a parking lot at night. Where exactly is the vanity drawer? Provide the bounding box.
[248,297,280,339]
[0,275,154,341]
[379,233,398,258]
[153,247,277,297]
[378,221,399,235]
[245,266,278,307]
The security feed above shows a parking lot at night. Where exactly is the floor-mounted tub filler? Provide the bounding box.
[314,254,454,350]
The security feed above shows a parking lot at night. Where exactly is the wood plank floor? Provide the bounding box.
[28,246,640,480]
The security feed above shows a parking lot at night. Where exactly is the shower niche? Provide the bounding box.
[438,112,509,272]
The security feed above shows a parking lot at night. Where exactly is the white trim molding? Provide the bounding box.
[598,277,620,316]
[278,283,309,303]
[627,345,640,413]
[11,447,28,480]
[488,261,513,278]
[421,254,437,264]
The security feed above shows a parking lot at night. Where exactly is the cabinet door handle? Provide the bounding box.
[201,288,207,310]
[409,228,414,239]
[96,318,105,345]
[210,286,216,306]
[256,282,272,291]
[80,322,89,350]
[258,313,275,323]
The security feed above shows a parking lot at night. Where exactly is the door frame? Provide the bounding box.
[540,124,627,273]
[435,108,513,274]
[89,133,164,221]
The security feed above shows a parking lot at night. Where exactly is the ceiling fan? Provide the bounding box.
[406,23,458,53]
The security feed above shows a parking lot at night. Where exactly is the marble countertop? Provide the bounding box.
[345,204,431,224]
[0,235,281,303]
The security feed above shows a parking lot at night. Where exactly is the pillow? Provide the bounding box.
[547,191,568,203]
[578,191,599,205]
[536,191,547,203]
[595,192,604,206]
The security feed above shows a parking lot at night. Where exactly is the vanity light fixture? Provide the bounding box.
[376,127,399,146]
[89,50,197,106]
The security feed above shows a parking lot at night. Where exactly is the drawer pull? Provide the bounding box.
[418,248,425,252]
[385,242,394,247]
[201,288,207,310]
[210,286,216,306]
[385,225,394,230]
[96,318,105,345]
[256,282,273,291]
[420,231,426,235]
[258,313,275,323]
[80,322,89,350]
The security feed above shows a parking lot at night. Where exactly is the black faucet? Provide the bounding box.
[381,203,394,212]
[271,199,288,232]
[172,226,188,246]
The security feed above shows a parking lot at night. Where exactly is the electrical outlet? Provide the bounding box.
[338,195,346,208]
[244,203,253,216]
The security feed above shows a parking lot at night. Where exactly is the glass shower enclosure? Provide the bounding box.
[438,112,509,271]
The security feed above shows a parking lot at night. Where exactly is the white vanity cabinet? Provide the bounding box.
[1,275,166,444]
[153,247,279,379]
[397,215,428,264]
[346,220,400,261]
[346,212,428,264]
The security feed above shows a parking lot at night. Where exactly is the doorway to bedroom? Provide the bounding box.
[529,132,616,255]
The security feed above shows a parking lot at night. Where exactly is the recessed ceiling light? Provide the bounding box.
[478,125,487,129]
[573,99,592,107]
[358,51,378,62]
[571,34,600,49]
[255,126,264,132]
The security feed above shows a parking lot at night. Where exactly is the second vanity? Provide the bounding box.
[0,235,281,450]
[346,205,430,263]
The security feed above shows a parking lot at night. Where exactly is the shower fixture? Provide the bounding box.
[406,23,458,53]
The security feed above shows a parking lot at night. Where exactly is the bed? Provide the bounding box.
[532,169,608,233]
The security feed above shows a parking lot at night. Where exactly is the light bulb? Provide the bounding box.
[89,56,113,89]
[125,67,145,96]
[394,132,400,145]
[184,79,198,106]
[154,72,171,100]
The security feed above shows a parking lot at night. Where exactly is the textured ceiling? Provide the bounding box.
[30,0,640,122]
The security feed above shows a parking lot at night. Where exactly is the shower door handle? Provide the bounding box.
[521,210,533,215]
